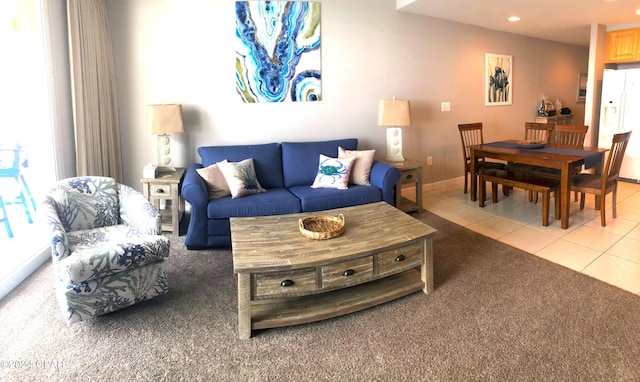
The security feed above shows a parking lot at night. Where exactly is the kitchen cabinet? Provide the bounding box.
[605,28,640,63]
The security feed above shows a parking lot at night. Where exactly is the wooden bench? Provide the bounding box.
[478,169,560,226]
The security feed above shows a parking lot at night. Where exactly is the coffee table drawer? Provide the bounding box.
[377,242,423,274]
[254,268,317,298]
[322,257,373,288]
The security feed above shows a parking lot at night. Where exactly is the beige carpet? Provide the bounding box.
[2,210,640,381]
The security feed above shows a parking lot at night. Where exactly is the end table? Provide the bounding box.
[141,167,185,235]
[384,160,423,213]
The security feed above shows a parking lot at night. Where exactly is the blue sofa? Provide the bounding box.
[181,138,402,248]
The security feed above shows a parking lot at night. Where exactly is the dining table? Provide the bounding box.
[469,140,608,229]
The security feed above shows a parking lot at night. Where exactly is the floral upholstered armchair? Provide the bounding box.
[42,176,170,324]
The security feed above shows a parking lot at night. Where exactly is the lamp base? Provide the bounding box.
[156,133,177,171]
[385,127,405,162]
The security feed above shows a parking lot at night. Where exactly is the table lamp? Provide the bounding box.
[147,104,184,172]
[378,98,412,162]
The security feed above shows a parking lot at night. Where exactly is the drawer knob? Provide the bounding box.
[342,269,355,277]
[156,188,165,193]
[280,279,294,287]
[395,255,406,262]
[406,174,413,179]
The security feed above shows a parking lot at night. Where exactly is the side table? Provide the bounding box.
[385,160,423,213]
[141,167,185,235]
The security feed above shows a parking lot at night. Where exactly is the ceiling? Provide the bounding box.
[398,0,640,47]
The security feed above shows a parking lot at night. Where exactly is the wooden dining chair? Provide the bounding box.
[507,122,555,201]
[457,123,506,194]
[549,124,589,147]
[571,131,632,226]
[532,124,589,202]
[524,122,554,142]
[508,122,555,174]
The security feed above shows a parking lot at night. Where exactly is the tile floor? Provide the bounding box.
[413,178,640,295]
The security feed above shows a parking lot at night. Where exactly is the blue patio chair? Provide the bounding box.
[0,194,13,238]
[0,147,37,224]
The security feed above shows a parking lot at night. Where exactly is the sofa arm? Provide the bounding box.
[369,160,402,206]
[181,163,209,247]
[118,184,162,235]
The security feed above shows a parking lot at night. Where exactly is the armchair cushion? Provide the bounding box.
[59,225,169,284]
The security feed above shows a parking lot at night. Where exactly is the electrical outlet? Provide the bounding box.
[441,102,451,112]
[427,156,433,165]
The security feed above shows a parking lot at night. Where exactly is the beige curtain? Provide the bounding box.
[67,0,123,183]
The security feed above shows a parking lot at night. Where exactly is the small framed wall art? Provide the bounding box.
[485,53,512,106]
[576,72,587,102]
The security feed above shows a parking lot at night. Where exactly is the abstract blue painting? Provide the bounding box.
[235,1,321,103]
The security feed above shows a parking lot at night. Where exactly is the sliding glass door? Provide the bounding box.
[0,0,74,299]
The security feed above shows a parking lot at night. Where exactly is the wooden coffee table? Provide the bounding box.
[231,202,437,339]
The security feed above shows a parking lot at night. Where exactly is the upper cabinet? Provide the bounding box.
[605,28,640,63]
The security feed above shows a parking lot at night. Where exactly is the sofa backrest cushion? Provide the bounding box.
[198,143,283,189]
[281,139,358,188]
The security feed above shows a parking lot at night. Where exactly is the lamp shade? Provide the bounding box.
[377,99,412,127]
[147,104,184,134]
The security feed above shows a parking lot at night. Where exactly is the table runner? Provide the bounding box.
[485,141,603,169]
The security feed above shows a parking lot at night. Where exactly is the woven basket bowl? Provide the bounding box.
[298,214,345,240]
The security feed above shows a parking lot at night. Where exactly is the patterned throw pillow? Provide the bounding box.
[310,154,356,190]
[218,158,266,199]
[338,146,375,186]
[196,160,231,199]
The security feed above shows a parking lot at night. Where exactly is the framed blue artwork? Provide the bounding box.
[236,1,321,103]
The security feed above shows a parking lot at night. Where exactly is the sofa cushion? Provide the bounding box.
[338,147,375,186]
[198,143,283,189]
[196,160,230,199]
[219,158,266,199]
[281,139,358,188]
[288,185,382,212]
[207,188,300,219]
[311,154,355,190]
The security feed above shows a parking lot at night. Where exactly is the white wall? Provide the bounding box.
[107,0,588,189]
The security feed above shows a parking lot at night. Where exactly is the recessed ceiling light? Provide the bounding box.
[508,16,521,22]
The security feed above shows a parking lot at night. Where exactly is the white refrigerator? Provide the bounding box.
[598,68,640,183]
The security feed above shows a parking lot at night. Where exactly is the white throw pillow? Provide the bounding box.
[218,158,266,199]
[310,154,355,190]
[196,160,231,199]
[338,146,375,186]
